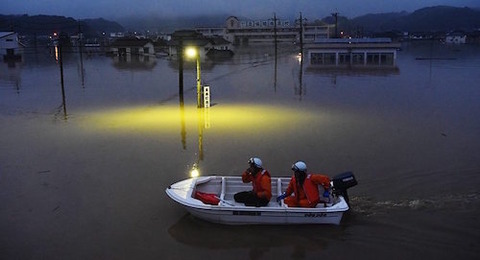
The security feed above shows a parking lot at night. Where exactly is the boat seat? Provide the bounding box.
[315,202,333,208]
[220,177,226,201]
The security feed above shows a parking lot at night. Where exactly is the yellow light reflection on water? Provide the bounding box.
[55,46,59,61]
[81,104,320,135]
[81,104,323,179]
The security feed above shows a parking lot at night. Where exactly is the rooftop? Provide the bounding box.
[0,32,15,39]
[314,38,393,44]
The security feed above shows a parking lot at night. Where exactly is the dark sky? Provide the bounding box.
[3,0,479,20]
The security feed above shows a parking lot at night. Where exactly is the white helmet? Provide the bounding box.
[292,161,307,173]
[248,157,263,168]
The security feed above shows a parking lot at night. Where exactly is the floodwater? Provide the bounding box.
[1,42,480,259]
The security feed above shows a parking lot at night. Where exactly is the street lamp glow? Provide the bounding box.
[296,52,302,64]
[185,47,197,58]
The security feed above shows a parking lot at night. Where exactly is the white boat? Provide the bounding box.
[165,172,357,225]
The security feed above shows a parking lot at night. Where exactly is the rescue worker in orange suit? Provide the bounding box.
[234,157,272,207]
[277,161,331,208]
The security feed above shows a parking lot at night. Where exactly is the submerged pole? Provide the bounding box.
[178,39,184,97]
[78,24,85,88]
[273,13,278,92]
[179,97,186,150]
[299,12,304,55]
[58,44,67,118]
[196,50,202,108]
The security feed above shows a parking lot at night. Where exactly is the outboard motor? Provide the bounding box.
[332,172,357,206]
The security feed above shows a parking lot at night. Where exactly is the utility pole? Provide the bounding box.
[296,12,307,55]
[273,13,278,54]
[272,13,278,92]
[299,12,303,51]
[78,24,85,88]
[331,12,339,38]
[195,49,201,108]
[58,43,67,118]
[296,12,307,99]
[177,38,184,98]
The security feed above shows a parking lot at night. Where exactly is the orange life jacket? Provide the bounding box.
[242,169,272,200]
[286,174,330,205]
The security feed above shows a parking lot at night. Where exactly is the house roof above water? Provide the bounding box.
[0,32,15,39]
[110,37,153,47]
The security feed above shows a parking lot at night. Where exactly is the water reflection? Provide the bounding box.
[56,45,67,119]
[3,58,23,69]
[82,104,319,135]
[197,108,205,161]
[294,52,305,99]
[178,97,206,176]
[0,61,22,93]
[112,55,157,70]
[54,45,60,61]
[168,58,216,72]
[305,64,400,77]
[192,107,210,172]
[2,41,480,259]
[305,65,400,87]
[168,214,346,257]
[78,44,85,88]
[179,99,187,150]
[81,103,321,176]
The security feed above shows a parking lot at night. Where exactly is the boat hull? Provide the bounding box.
[166,176,349,225]
[186,206,344,225]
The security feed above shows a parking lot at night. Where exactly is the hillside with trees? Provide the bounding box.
[328,6,480,34]
[1,5,479,38]
[0,14,124,37]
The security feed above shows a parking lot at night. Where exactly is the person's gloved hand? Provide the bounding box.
[277,193,287,202]
[322,190,330,198]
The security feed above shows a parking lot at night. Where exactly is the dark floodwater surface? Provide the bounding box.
[1,42,480,259]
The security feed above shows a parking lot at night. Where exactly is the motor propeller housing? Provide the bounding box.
[331,172,358,205]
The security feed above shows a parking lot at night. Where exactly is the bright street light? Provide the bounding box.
[185,47,197,58]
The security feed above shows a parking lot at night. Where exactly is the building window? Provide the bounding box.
[366,53,394,65]
[381,53,394,65]
[352,53,364,65]
[310,53,336,65]
[324,53,336,65]
[338,53,351,65]
[366,53,379,65]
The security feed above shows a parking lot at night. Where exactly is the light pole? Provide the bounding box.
[186,46,202,108]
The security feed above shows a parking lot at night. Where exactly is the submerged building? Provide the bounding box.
[196,16,333,46]
[305,38,402,68]
[110,37,155,57]
[1,32,25,60]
